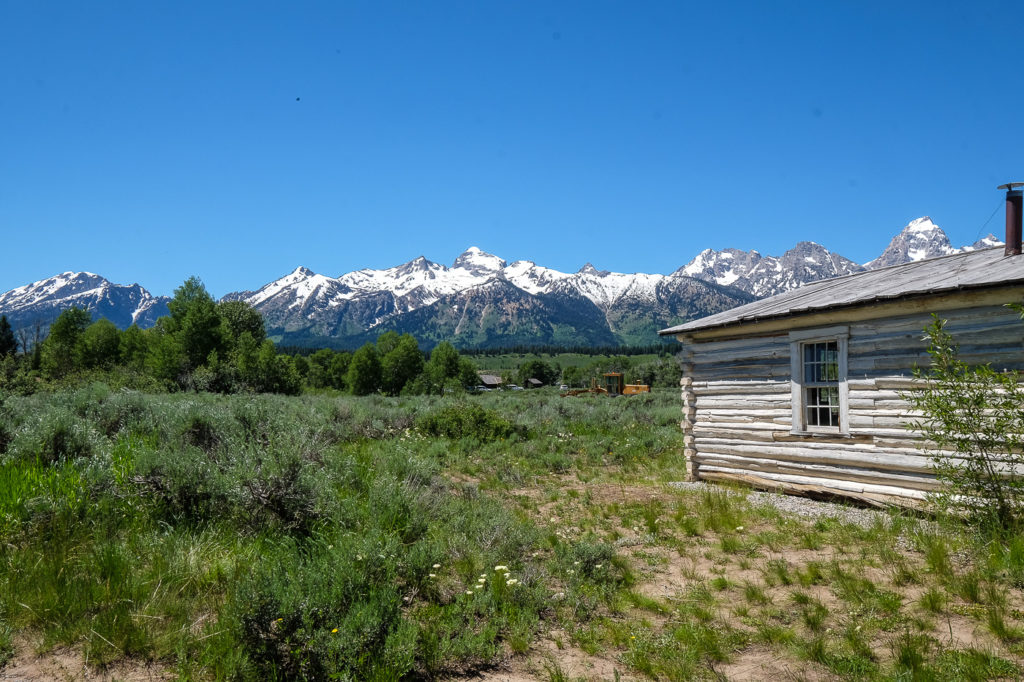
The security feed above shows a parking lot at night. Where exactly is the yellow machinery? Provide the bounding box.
[561,373,649,397]
[605,372,650,395]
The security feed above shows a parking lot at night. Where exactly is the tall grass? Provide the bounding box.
[0,386,672,677]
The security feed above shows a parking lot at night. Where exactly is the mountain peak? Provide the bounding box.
[577,263,610,276]
[453,247,506,274]
[401,255,435,270]
[865,216,955,269]
[904,216,938,234]
[0,272,168,331]
[965,234,1002,251]
[290,266,315,278]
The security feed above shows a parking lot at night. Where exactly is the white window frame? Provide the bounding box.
[789,326,849,435]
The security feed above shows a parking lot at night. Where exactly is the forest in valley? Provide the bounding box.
[0,278,683,399]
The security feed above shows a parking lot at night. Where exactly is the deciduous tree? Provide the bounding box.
[380,334,423,395]
[907,314,1024,531]
[81,319,121,369]
[347,343,381,396]
[40,307,91,378]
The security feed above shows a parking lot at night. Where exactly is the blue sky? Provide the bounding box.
[2,1,1022,297]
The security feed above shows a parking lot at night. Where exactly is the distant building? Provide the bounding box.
[659,186,1024,507]
[526,378,544,388]
[478,373,502,389]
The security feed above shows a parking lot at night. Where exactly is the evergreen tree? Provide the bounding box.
[0,315,16,358]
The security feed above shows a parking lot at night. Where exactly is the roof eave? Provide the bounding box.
[660,280,1024,339]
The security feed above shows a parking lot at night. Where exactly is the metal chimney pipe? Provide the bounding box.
[999,183,1024,256]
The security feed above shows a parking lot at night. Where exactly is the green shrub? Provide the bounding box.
[92,390,155,437]
[132,445,228,524]
[8,409,98,465]
[416,403,524,442]
[907,314,1024,532]
[180,410,223,453]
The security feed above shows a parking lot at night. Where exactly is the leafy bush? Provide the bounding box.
[416,403,524,442]
[238,452,325,536]
[7,409,99,465]
[232,543,416,680]
[907,315,1024,531]
[91,389,155,437]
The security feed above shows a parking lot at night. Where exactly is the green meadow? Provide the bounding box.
[1,387,1022,680]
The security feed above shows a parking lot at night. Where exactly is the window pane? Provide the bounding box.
[802,340,841,429]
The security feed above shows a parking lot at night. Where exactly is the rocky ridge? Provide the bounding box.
[0,218,1002,348]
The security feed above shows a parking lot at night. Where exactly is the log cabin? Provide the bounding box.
[659,185,1024,506]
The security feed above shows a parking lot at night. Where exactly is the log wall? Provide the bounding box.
[678,304,1024,506]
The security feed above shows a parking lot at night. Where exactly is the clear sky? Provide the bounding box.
[2,1,1022,297]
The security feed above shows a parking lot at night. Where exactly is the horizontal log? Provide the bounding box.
[697,470,925,509]
[695,385,790,397]
[702,407,791,418]
[694,427,787,443]
[697,465,930,501]
[692,437,945,466]
[694,445,939,474]
[873,436,927,449]
[694,452,941,491]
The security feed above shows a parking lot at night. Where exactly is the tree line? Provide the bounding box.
[0,278,481,397]
[476,353,681,389]
[460,342,675,358]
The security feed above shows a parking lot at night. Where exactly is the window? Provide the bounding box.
[803,341,840,427]
[789,327,849,434]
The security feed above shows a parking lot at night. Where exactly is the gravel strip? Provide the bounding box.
[667,480,890,529]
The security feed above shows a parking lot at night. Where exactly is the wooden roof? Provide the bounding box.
[660,246,1024,336]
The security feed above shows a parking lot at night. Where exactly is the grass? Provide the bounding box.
[0,386,1023,679]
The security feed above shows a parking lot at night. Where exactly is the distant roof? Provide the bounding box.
[478,374,502,384]
[659,247,1024,336]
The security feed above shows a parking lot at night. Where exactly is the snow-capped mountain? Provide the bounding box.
[0,272,169,333]
[680,217,1003,298]
[865,216,1001,269]
[865,217,956,269]
[1,216,1005,348]
[225,247,754,346]
[677,242,864,298]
